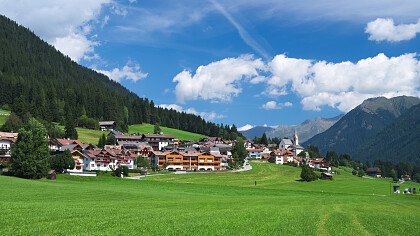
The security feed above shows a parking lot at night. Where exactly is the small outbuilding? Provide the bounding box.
[321,172,333,180]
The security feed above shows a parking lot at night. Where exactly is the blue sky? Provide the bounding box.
[1,0,419,129]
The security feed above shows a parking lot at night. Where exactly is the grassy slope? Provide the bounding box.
[0,162,419,235]
[129,123,206,141]
[0,109,10,127]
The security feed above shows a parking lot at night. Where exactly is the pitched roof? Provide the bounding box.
[281,139,293,145]
[142,134,175,139]
[99,121,116,126]
[55,138,82,146]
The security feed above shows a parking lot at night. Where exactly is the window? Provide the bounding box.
[199,158,205,163]
[91,164,94,167]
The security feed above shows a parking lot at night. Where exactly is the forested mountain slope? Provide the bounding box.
[0,15,239,138]
[353,103,420,164]
[303,96,420,157]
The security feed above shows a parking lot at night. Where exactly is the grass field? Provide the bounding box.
[129,123,206,141]
[0,109,11,127]
[1,162,419,235]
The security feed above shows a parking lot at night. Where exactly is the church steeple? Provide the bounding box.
[293,129,299,146]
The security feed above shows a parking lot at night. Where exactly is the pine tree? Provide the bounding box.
[261,133,269,146]
[231,140,247,166]
[98,133,106,148]
[154,124,161,134]
[300,165,318,182]
[11,118,50,179]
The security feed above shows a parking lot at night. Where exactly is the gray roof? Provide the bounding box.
[281,139,293,145]
[99,121,116,126]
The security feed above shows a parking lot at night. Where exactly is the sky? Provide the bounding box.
[1,0,419,129]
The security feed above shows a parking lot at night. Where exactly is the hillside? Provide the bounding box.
[354,104,420,164]
[304,96,420,157]
[129,124,206,141]
[241,115,342,142]
[1,163,419,235]
[0,15,237,138]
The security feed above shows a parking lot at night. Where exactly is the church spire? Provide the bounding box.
[293,129,299,146]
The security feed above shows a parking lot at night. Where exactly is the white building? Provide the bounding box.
[247,148,263,159]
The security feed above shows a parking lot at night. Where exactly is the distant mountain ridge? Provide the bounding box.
[303,96,420,162]
[240,115,343,142]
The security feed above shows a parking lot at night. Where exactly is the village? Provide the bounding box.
[0,121,333,176]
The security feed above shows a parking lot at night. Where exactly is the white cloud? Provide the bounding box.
[261,101,292,110]
[96,62,148,82]
[267,53,420,112]
[173,54,266,103]
[366,18,420,42]
[158,104,224,121]
[0,0,111,62]
[237,124,254,131]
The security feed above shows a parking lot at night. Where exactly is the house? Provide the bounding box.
[153,150,224,171]
[50,138,82,152]
[366,167,382,177]
[66,150,86,173]
[247,148,263,159]
[141,134,175,151]
[99,121,116,131]
[0,132,18,163]
[269,149,294,165]
[83,148,137,171]
[114,134,143,144]
[308,158,331,172]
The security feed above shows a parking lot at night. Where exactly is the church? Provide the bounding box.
[278,130,304,156]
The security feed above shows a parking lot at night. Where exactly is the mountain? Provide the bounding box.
[240,115,342,141]
[353,103,420,164]
[241,126,275,139]
[268,115,343,143]
[0,15,239,138]
[303,96,420,158]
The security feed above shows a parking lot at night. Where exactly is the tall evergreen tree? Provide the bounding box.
[261,133,269,146]
[11,118,50,179]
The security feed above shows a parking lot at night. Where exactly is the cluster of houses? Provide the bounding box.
[245,130,332,172]
[0,127,334,174]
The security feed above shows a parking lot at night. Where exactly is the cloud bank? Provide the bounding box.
[173,53,420,112]
[366,18,420,42]
[173,54,266,103]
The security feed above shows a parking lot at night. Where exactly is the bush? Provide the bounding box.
[300,165,318,182]
[114,166,129,177]
[352,170,357,175]
[50,150,75,173]
[357,170,365,177]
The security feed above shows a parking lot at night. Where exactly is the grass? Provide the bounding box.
[0,109,11,127]
[129,123,206,141]
[0,162,419,235]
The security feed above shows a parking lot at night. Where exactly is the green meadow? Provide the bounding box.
[1,162,419,235]
[129,123,206,141]
[0,109,10,127]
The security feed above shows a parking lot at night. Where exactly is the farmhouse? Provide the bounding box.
[99,121,116,131]
[366,167,382,178]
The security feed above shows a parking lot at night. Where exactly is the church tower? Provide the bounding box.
[293,129,299,146]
